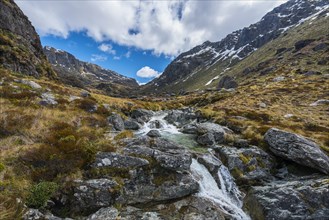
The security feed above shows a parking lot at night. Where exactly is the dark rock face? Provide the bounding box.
[217,76,238,89]
[43,46,138,96]
[131,109,154,123]
[245,177,329,220]
[294,39,315,51]
[107,113,124,131]
[92,152,149,169]
[72,179,119,214]
[264,128,329,174]
[142,0,328,93]
[216,146,275,184]
[124,118,142,130]
[0,0,53,77]
[197,133,216,147]
[147,130,161,137]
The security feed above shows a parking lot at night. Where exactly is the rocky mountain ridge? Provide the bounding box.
[0,0,54,78]
[142,0,329,94]
[43,46,139,97]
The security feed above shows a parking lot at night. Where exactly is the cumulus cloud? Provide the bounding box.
[98,43,116,55]
[91,54,107,62]
[136,66,161,78]
[16,0,287,56]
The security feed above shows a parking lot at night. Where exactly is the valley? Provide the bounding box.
[0,0,329,219]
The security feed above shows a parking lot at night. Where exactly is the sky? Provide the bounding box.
[15,0,287,84]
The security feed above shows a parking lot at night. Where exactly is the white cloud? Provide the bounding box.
[136,66,161,78]
[91,54,107,62]
[113,56,121,60]
[125,51,131,58]
[16,0,287,56]
[98,43,116,55]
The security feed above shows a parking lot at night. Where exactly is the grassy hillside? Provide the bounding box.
[0,68,181,219]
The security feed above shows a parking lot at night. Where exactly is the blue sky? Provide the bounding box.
[41,32,171,84]
[16,0,286,83]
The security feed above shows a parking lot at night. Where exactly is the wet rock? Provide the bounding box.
[147,130,161,138]
[124,118,142,130]
[92,152,149,169]
[39,92,58,106]
[245,177,329,220]
[310,99,329,106]
[121,171,199,205]
[181,123,198,134]
[131,109,154,123]
[197,123,227,143]
[264,128,329,174]
[164,109,197,127]
[86,207,119,220]
[197,133,216,147]
[197,153,222,174]
[72,179,119,214]
[216,146,275,184]
[148,120,164,129]
[107,113,124,131]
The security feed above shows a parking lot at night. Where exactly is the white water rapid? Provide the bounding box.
[190,159,250,220]
[136,111,250,220]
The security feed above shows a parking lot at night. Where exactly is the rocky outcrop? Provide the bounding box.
[147,129,161,137]
[196,122,228,146]
[217,76,238,90]
[131,109,154,123]
[92,152,149,169]
[164,109,198,127]
[0,0,54,77]
[216,146,275,184]
[71,179,119,214]
[124,118,142,130]
[245,176,329,220]
[264,128,329,174]
[107,113,124,131]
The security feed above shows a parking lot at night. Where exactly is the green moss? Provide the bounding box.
[231,167,244,179]
[26,181,58,208]
[0,163,5,172]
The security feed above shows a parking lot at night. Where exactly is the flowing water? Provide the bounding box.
[136,112,250,220]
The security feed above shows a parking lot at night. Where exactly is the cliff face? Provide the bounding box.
[0,0,54,77]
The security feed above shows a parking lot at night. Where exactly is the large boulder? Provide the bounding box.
[71,179,119,214]
[197,133,216,147]
[131,109,154,123]
[181,123,198,134]
[217,76,238,90]
[245,177,329,220]
[196,123,228,145]
[124,118,142,130]
[107,113,124,131]
[164,109,197,127]
[147,130,161,138]
[264,128,329,174]
[92,152,149,169]
[215,146,275,185]
[39,93,58,106]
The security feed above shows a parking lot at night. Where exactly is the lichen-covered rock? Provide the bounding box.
[264,128,329,174]
[72,179,119,214]
[86,207,119,220]
[245,177,329,220]
[216,146,275,184]
[197,123,227,143]
[131,109,154,123]
[164,109,197,127]
[197,133,216,147]
[92,152,149,169]
[124,118,142,130]
[197,153,222,174]
[39,93,58,106]
[181,123,198,134]
[107,113,124,131]
[217,75,238,89]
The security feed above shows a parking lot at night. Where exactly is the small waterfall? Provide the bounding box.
[190,159,250,220]
[136,112,181,135]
